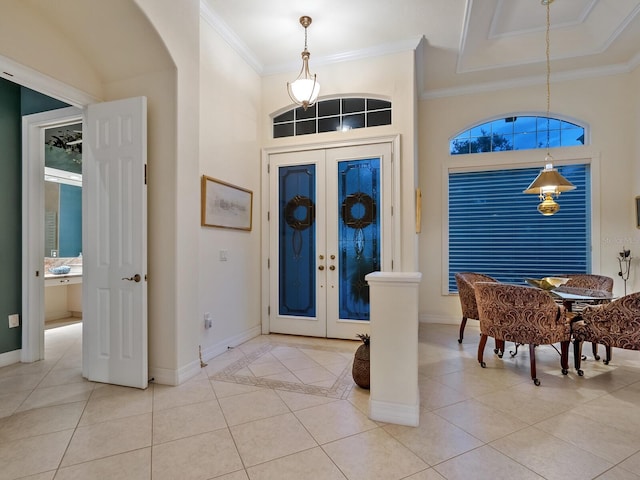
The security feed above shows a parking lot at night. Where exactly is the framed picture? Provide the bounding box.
[636,196,640,229]
[201,175,253,231]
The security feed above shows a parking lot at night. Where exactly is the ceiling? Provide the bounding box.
[202,0,640,98]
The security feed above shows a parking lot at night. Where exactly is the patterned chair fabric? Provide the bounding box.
[475,282,571,385]
[454,272,498,344]
[572,292,640,375]
[556,274,614,360]
[560,274,614,293]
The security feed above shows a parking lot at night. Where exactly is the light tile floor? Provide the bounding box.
[1,321,640,479]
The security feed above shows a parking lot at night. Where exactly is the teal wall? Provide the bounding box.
[59,184,82,257]
[0,78,70,356]
[0,79,22,355]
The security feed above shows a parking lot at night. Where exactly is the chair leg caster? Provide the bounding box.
[577,369,584,376]
[497,352,504,359]
[493,348,498,354]
[458,338,462,344]
[479,361,486,368]
[533,378,541,386]
[581,355,587,360]
[594,354,600,361]
[604,360,609,365]
[562,369,568,375]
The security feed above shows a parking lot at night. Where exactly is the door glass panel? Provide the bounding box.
[278,164,316,317]
[338,158,380,320]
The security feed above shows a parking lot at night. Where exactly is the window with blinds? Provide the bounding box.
[448,164,591,293]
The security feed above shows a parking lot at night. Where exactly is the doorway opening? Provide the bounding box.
[23,106,83,363]
[43,121,83,331]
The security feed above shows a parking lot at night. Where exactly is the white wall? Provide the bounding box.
[133,0,201,383]
[197,17,263,360]
[0,0,204,384]
[418,69,640,324]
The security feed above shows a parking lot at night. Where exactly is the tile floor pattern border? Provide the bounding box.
[210,342,356,399]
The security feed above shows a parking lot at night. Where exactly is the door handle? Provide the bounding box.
[122,274,141,282]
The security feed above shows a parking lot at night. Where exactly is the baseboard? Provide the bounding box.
[0,348,21,368]
[369,396,420,427]
[149,325,262,386]
[419,312,457,325]
[201,325,262,364]
[148,366,180,386]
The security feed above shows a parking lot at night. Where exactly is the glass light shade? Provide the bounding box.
[288,77,320,107]
[537,193,560,216]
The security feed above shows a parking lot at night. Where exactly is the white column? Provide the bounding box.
[365,271,422,427]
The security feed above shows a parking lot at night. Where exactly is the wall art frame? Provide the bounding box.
[201,175,253,231]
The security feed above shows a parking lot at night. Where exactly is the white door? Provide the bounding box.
[269,142,393,339]
[83,97,148,389]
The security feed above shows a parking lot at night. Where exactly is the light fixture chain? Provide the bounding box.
[304,24,308,50]
[546,0,551,154]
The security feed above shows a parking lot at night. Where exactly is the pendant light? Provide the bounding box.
[523,0,576,215]
[287,16,320,110]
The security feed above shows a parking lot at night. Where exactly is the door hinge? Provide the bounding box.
[391,260,394,270]
[267,211,270,221]
[391,205,394,216]
[144,164,147,185]
[268,305,271,315]
[267,258,270,269]
[267,163,270,174]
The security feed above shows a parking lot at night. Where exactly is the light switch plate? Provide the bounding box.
[8,314,20,328]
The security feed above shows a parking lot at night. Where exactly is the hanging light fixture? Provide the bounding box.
[287,16,320,110]
[523,0,576,216]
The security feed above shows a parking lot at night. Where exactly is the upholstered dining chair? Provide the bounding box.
[557,273,614,360]
[475,282,572,386]
[454,272,499,344]
[560,274,614,293]
[572,291,640,376]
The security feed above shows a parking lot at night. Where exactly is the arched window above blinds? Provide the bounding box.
[450,115,586,155]
[272,98,391,138]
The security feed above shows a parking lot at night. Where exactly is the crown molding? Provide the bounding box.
[422,61,636,100]
[262,37,423,76]
[199,0,264,75]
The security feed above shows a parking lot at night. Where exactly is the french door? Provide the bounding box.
[268,142,393,339]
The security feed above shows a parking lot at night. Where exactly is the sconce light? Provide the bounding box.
[287,16,320,110]
[523,0,576,215]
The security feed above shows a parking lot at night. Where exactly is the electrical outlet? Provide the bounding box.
[8,314,20,328]
[204,312,212,329]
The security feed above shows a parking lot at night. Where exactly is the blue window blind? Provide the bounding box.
[448,164,590,292]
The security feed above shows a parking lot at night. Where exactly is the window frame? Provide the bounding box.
[441,147,601,295]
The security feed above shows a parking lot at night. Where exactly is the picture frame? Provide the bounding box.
[636,196,640,229]
[201,175,253,231]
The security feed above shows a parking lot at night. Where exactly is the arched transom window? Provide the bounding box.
[450,115,586,155]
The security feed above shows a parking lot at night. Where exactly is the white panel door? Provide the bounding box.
[83,97,148,389]
[268,142,393,339]
[269,149,327,337]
